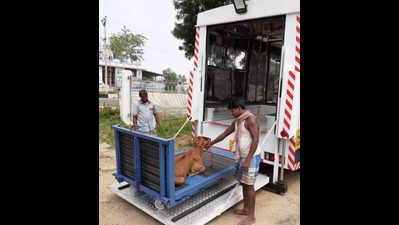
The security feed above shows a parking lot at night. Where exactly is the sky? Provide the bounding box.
[99,0,193,78]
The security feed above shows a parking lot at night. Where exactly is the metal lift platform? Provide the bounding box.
[109,173,268,225]
[109,125,269,225]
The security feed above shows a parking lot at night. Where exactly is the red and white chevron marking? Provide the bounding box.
[283,15,300,171]
[294,161,300,170]
[287,138,297,170]
[187,26,200,139]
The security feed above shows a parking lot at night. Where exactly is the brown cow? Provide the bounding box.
[174,136,211,185]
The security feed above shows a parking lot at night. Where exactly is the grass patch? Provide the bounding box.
[99,90,119,95]
[156,116,192,138]
[99,107,129,146]
[99,107,192,146]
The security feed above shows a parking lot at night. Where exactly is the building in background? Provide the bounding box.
[99,42,164,88]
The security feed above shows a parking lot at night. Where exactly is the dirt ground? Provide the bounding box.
[99,136,300,225]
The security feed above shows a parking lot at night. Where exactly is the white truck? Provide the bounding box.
[188,0,300,179]
[110,1,300,224]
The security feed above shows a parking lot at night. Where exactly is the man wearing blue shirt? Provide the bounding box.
[132,89,160,134]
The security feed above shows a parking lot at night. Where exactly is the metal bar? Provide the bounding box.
[259,120,277,147]
[275,45,285,136]
[171,183,237,222]
[174,149,188,157]
[273,139,280,183]
[113,129,122,175]
[118,183,130,190]
[167,140,175,205]
[280,139,286,181]
[134,136,141,192]
[159,143,166,197]
[112,125,172,144]
[141,161,160,173]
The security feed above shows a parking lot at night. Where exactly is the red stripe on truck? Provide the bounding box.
[289,71,296,80]
[295,56,300,64]
[290,138,296,147]
[284,119,290,129]
[285,109,291,120]
[287,89,293,100]
[289,146,295,155]
[288,155,295,166]
[288,80,295,90]
[286,99,292,110]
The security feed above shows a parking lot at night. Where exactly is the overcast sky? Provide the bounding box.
[99,0,193,77]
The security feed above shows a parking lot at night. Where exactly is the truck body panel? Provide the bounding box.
[188,0,300,170]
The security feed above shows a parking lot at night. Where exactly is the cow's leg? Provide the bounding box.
[175,176,185,185]
[198,163,206,173]
[189,162,205,176]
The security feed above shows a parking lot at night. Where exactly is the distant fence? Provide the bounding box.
[99,91,188,118]
[131,81,165,91]
[131,80,188,93]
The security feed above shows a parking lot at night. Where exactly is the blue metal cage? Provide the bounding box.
[111,125,236,208]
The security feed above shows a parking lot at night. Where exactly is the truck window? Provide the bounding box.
[204,16,285,121]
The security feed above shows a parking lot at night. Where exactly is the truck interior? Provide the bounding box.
[204,16,285,131]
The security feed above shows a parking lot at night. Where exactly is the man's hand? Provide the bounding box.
[241,158,250,172]
[204,141,213,150]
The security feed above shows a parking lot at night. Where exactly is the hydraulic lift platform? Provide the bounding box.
[109,125,269,225]
[109,173,269,225]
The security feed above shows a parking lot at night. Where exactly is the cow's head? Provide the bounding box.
[193,136,211,149]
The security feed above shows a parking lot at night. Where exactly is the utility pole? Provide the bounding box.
[101,16,108,87]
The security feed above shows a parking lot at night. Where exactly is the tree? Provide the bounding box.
[172,0,231,59]
[162,68,178,91]
[109,26,147,63]
[177,74,186,84]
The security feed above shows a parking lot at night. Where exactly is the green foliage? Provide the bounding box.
[99,90,119,95]
[156,117,192,138]
[172,0,231,59]
[109,26,147,63]
[162,68,178,82]
[177,74,186,83]
[162,68,178,90]
[99,107,191,145]
[99,107,129,146]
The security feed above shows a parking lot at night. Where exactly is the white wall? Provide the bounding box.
[99,67,103,84]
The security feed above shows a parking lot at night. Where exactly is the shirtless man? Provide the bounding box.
[206,101,261,225]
